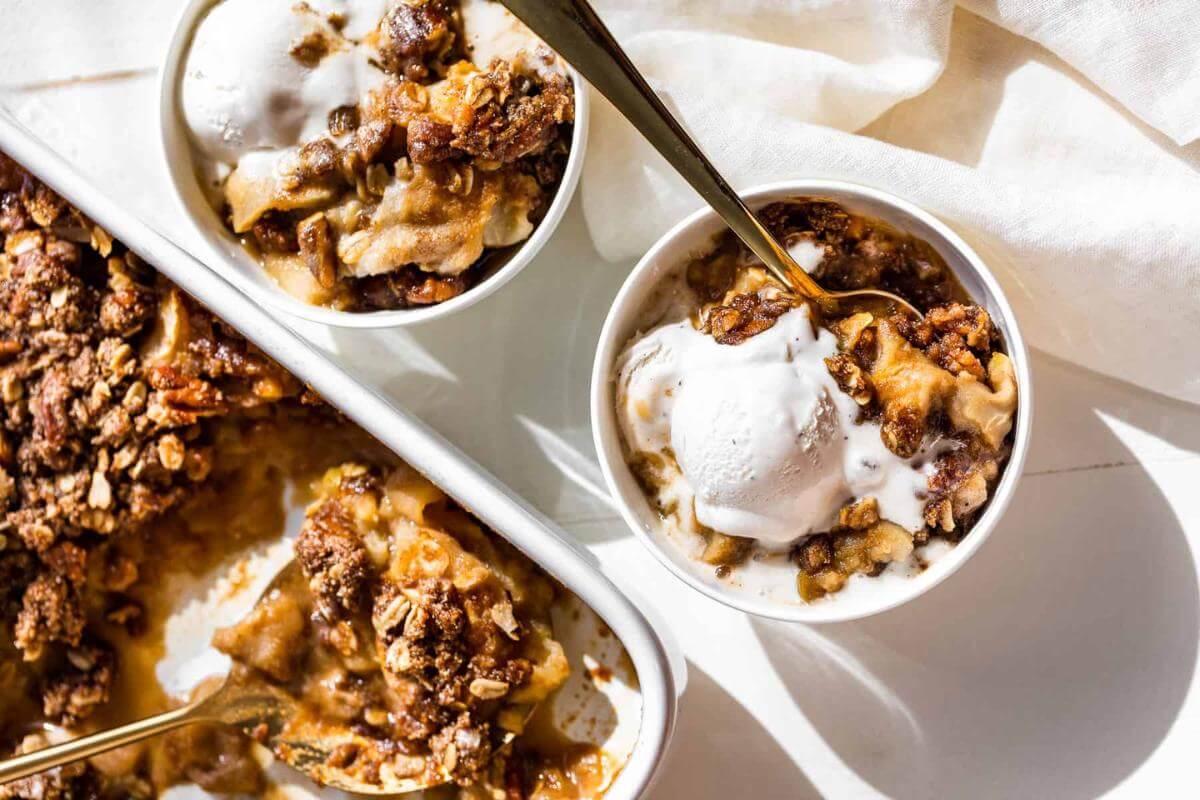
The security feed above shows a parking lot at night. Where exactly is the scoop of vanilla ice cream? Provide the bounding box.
[182,0,384,163]
[616,305,931,547]
[671,363,845,543]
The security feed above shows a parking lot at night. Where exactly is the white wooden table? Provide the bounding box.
[4,3,1199,798]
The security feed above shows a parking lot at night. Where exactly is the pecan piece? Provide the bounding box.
[704,292,795,345]
[297,212,337,290]
[252,212,299,254]
[407,117,457,163]
[378,0,456,81]
[825,352,873,405]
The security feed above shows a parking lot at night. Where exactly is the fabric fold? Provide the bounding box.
[582,2,1200,404]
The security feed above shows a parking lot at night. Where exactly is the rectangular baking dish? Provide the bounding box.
[0,108,677,799]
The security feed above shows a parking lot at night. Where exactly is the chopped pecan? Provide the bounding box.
[378,0,457,81]
[925,446,1001,534]
[928,303,993,349]
[297,212,337,290]
[825,352,873,405]
[285,139,340,191]
[837,497,880,531]
[450,67,573,164]
[704,291,795,345]
[881,404,925,458]
[251,212,299,254]
[407,117,457,163]
[354,268,470,310]
[355,119,396,165]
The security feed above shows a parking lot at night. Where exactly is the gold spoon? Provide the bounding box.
[502,0,920,318]
[0,562,448,795]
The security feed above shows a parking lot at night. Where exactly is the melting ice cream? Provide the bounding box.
[616,304,932,547]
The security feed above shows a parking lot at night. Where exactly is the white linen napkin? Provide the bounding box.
[582,0,1200,405]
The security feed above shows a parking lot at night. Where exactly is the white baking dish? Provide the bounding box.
[0,109,676,799]
[159,0,590,329]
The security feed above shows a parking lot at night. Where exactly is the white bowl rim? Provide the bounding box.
[591,179,1035,624]
[158,0,590,329]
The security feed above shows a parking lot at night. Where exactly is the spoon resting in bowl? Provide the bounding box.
[499,0,920,318]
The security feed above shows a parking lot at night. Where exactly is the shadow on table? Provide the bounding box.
[752,355,1200,800]
[330,197,634,540]
[648,662,820,800]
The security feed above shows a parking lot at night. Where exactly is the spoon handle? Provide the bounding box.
[0,704,200,786]
[500,0,826,300]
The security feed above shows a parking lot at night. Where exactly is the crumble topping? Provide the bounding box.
[378,0,460,81]
[758,199,965,310]
[215,463,569,789]
[703,291,796,346]
[0,154,312,702]
[0,152,324,798]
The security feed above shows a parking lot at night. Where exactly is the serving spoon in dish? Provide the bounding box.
[0,562,453,795]
[501,0,920,318]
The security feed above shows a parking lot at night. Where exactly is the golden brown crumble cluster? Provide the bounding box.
[794,498,916,602]
[293,469,538,786]
[0,152,321,797]
[704,291,795,346]
[233,0,575,311]
[760,200,968,311]
[684,200,1018,600]
[215,463,570,792]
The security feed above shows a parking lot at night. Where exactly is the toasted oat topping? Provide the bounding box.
[296,490,374,619]
[289,470,538,786]
[0,153,311,727]
[446,61,574,164]
[378,0,460,82]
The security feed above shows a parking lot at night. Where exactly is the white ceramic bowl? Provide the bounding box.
[592,180,1034,623]
[158,0,589,328]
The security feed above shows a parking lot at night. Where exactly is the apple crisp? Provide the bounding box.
[196,0,575,312]
[618,198,1019,603]
[0,153,610,799]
